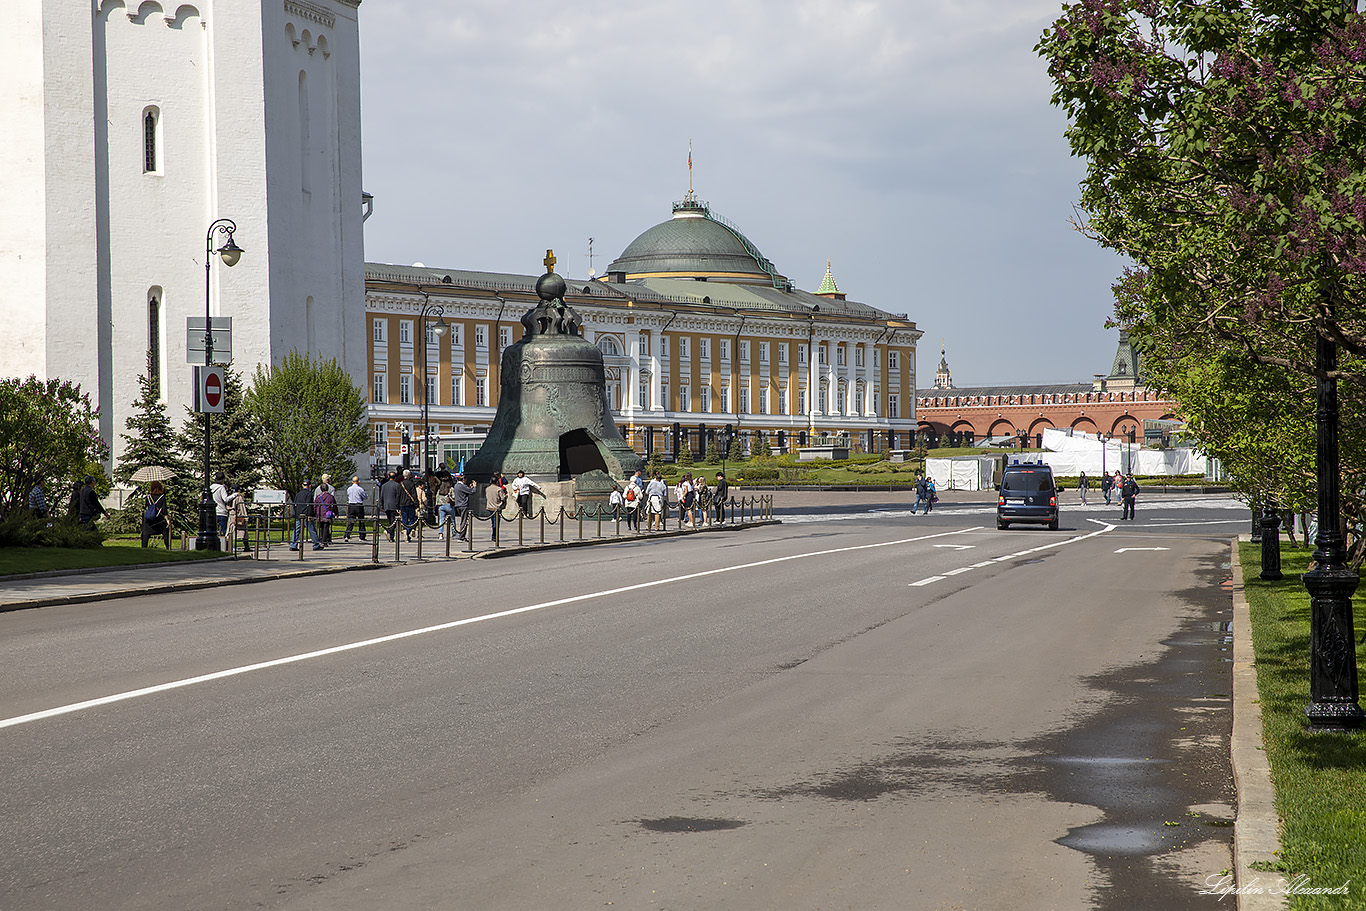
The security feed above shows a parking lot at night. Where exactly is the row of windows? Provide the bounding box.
[373,372,488,407]
[371,317,906,371]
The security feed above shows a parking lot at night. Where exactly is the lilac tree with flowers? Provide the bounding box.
[1038,0,1366,565]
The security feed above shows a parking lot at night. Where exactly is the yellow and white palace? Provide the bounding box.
[365,197,922,471]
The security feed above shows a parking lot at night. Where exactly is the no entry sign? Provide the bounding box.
[195,366,226,413]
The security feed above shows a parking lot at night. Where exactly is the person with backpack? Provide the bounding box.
[314,482,338,547]
[1101,470,1114,505]
[140,480,171,548]
[911,474,931,514]
[622,477,640,530]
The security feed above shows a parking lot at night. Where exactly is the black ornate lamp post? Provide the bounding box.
[197,218,243,552]
[418,295,447,472]
[1304,327,1363,730]
[1259,500,1283,581]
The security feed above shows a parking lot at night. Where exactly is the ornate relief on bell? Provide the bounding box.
[465,252,643,487]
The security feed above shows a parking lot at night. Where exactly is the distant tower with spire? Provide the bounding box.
[815,261,846,301]
[933,342,954,389]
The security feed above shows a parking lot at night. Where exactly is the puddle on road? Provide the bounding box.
[638,816,746,833]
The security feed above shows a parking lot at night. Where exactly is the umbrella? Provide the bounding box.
[129,465,178,484]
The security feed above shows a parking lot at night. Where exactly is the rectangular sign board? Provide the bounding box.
[252,489,288,505]
[187,317,232,365]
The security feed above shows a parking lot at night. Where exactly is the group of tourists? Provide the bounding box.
[607,468,731,532]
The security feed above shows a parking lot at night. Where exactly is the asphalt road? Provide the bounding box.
[0,494,1246,910]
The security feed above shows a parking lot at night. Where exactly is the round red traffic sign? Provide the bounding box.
[205,372,223,408]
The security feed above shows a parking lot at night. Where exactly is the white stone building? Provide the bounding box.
[0,0,367,464]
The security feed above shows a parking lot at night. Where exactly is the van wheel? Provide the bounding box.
[997,519,1009,530]
[1048,518,1059,530]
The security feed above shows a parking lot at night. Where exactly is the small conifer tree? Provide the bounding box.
[112,353,196,531]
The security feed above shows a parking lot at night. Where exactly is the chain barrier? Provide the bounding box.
[245,492,772,564]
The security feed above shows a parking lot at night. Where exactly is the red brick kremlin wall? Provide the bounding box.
[915,386,1179,447]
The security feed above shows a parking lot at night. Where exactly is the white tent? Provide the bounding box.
[925,455,997,491]
[1038,428,1205,476]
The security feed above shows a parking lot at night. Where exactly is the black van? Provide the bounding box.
[997,462,1059,530]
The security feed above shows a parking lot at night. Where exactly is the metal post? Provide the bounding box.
[1304,326,1364,730]
[467,510,474,554]
[1259,504,1282,581]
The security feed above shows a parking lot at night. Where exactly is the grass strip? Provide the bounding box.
[0,544,220,577]
[1240,541,1366,909]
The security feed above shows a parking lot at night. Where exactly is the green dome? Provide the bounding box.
[607,200,788,287]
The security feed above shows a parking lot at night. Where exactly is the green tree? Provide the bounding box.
[1038,1,1366,562]
[111,355,196,532]
[177,364,263,495]
[646,450,664,477]
[0,376,109,520]
[727,433,744,462]
[244,350,370,493]
[750,430,772,460]
[677,437,695,467]
[1037,0,1366,378]
[704,439,722,465]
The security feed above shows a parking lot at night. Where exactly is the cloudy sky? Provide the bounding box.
[357,0,1127,388]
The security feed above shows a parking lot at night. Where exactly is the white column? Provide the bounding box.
[649,327,663,412]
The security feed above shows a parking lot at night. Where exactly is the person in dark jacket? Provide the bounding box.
[446,474,476,540]
[78,476,107,525]
[314,483,337,547]
[911,475,931,515]
[399,470,420,542]
[1120,474,1139,521]
[290,481,320,550]
[379,471,403,541]
[713,471,729,525]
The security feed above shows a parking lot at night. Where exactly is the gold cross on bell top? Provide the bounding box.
[543,249,556,273]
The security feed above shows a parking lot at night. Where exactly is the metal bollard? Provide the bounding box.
[519,511,524,547]
[416,517,424,560]
[445,517,452,558]
[372,518,380,564]
[467,512,475,554]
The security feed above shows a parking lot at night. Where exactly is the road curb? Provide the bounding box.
[2,553,240,583]
[0,561,388,613]
[1229,540,1287,911]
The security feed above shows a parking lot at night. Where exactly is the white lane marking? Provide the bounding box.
[919,522,1117,582]
[933,544,975,550]
[1115,547,1170,553]
[0,527,981,732]
[970,561,996,568]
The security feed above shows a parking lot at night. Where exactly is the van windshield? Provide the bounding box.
[1002,471,1054,493]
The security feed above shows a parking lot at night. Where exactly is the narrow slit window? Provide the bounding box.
[143,108,159,173]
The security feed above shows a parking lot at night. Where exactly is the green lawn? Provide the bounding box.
[1240,542,1366,909]
[0,543,221,576]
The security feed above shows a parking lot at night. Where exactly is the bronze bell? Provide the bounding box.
[465,262,643,492]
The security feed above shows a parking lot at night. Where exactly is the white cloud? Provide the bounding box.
[359,0,1125,386]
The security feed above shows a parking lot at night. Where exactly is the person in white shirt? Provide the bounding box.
[344,475,368,542]
[645,473,669,532]
[210,471,231,537]
[511,470,543,518]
